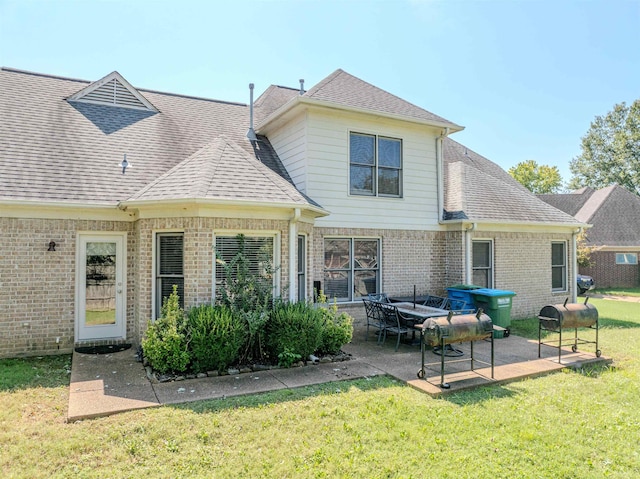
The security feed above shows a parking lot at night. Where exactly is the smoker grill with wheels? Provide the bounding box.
[538,297,600,364]
[416,310,495,389]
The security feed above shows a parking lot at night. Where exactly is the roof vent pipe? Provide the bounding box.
[299,79,304,95]
[246,83,257,142]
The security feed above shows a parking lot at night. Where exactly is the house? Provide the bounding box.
[0,67,585,358]
[539,185,640,288]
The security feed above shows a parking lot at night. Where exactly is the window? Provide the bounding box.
[323,238,380,301]
[472,240,493,288]
[297,235,306,301]
[616,253,638,265]
[350,132,402,197]
[156,233,184,317]
[551,241,567,291]
[215,234,275,300]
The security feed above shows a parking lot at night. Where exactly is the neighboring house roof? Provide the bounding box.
[257,69,463,131]
[539,185,640,246]
[538,187,595,217]
[0,67,313,210]
[443,138,582,225]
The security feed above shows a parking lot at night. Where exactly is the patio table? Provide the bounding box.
[392,302,449,345]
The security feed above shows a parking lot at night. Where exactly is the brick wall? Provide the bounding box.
[581,251,640,288]
[0,218,134,358]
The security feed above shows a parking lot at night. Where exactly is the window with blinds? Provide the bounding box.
[214,235,274,299]
[156,233,184,316]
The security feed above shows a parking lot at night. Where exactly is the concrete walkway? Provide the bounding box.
[68,330,610,422]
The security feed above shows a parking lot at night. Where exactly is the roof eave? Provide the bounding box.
[257,96,464,133]
[119,197,330,217]
[439,218,592,229]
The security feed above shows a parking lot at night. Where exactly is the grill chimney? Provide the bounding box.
[246,83,257,142]
[299,79,304,95]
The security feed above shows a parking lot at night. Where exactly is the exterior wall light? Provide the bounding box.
[48,241,56,251]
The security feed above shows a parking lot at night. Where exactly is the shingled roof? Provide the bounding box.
[0,67,309,209]
[257,69,463,131]
[127,135,315,206]
[539,185,640,246]
[443,138,582,225]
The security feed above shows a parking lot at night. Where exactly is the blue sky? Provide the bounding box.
[1,0,638,186]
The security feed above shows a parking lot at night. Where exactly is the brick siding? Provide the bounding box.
[580,251,640,288]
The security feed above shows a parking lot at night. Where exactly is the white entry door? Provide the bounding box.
[76,233,127,341]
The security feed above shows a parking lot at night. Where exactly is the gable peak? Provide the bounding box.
[67,71,158,112]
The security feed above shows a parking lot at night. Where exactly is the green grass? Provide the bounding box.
[593,287,640,297]
[2,298,640,478]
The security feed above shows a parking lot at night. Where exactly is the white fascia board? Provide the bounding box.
[439,218,592,232]
[593,245,640,252]
[120,198,329,218]
[257,96,464,134]
[0,199,135,221]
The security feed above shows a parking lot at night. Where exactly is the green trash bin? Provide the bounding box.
[471,289,516,338]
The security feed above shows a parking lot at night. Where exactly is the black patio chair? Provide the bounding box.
[367,293,389,303]
[378,303,411,351]
[423,295,447,308]
[363,299,385,343]
[441,298,467,311]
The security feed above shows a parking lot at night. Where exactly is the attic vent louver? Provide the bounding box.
[67,71,158,112]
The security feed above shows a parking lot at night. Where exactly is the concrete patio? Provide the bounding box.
[67,321,610,422]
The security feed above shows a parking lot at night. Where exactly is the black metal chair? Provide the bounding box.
[367,293,389,303]
[363,299,385,343]
[441,298,467,311]
[378,303,411,351]
[423,295,447,308]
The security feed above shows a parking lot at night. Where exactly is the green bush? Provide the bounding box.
[187,304,246,373]
[142,286,190,374]
[266,300,324,361]
[317,300,354,355]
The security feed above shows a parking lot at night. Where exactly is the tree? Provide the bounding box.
[569,99,640,195]
[508,160,563,194]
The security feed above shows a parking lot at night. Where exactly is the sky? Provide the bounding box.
[1,0,638,187]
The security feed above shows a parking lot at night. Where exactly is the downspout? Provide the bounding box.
[571,227,582,303]
[465,223,477,284]
[289,208,301,302]
[436,127,450,223]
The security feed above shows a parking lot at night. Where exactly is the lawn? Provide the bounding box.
[2,298,639,478]
[592,287,640,298]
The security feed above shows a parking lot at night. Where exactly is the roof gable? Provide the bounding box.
[67,71,158,112]
[127,135,314,207]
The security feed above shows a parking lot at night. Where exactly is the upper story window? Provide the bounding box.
[616,253,638,265]
[551,241,567,292]
[349,132,402,197]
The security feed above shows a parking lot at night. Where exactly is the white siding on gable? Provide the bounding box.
[266,112,308,194]
[305,109,441,230]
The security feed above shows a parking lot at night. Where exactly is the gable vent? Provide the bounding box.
[83,79,146,109]
[67,71,158,112]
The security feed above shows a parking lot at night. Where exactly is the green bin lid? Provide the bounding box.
[447,284,482,290]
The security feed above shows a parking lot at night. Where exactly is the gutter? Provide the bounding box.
[464,222,477,284]
[289,208,301,302]
[571,227,583,303]
[436,127,450,222]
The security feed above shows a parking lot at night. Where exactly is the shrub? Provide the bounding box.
[317,300,354,355]
[142,286,189,374]
[266,300,324,361]
[187,304,246,373]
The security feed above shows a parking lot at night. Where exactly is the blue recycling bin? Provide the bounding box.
[446,284,482,310]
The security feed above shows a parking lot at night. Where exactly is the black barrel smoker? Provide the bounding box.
[417,310,494,389]
[538,297,601,364]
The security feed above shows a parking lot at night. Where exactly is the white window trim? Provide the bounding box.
[297,234,307,301]
[472,239,494,289]
[348,131,403,198]
[616,252,638,265]
[212,230,281,303]
[152,229,184,321]
[323,236,382,303]
[552,240,568,293]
